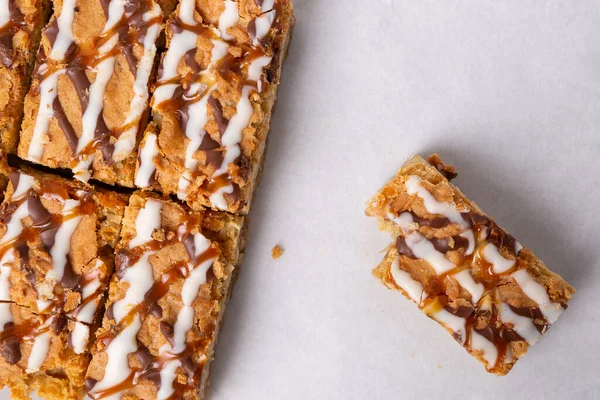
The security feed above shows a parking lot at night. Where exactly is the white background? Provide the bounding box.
[5,0,600,399]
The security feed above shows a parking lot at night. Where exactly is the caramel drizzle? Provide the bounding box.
[37,0,162,163]
[0,310,61,366]
[0,171,97,315]
[389,210,555,373]
[88,212,220,399]
[0,0,25,67]
[153,1,282,208]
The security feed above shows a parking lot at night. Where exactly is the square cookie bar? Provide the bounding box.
[0,302,94,400]
[134,0,295,213]
[0,168,126,317]
[0,0,51,152]
[366,154,575,375]
[17,0,166,186]
[85,192,246,399]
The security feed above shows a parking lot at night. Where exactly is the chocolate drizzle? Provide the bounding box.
[0,313,60,366]
[395,236,416,259]
[411,213,450,229]
[387,182,560,373]
[0,326,20,364]
[0,0,25,67]
[52,97,80,154]
[89,200,221,398]
[0,171,97,314]
[462,212,519,257]
[207,95,228,136]
[35,0,163,168]
[152,1,283,210]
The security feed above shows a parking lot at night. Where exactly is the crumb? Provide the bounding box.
[410,352,415,358]
[437,365,442,369]
[271,245,284,260]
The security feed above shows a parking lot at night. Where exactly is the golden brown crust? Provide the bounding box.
[368,154,575,375]
[0,302,89,399]
[138,0,295,214]
[0,167,127,314]
[86,192,245,399]
[17,0,164,187]
[0,0,51,153]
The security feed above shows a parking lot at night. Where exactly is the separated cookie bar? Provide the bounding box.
[86,192,246,399]
[17,0,166,186]
[0,302,93,400]
[0,0,51,153]
[366,154,575,375]
[0,168,126,316]
[135,0,295,213]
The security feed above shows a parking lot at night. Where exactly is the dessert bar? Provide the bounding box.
[17,0,166,186]
[0,302,94,400]
[135,0,295,213]
[0,0,50,153]
[0,168,126,316]
[366,154,574,375]
[85,192,246,399]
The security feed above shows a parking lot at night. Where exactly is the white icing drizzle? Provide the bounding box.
[155,29,199,87]
[0,0,10,29]
[481,243,515,274]
[0,199,30,301]
[218,0,239,41]
[209,56,271,208]
[499,302,541,346]
[26,316,52,373]
[90,201,163,398]
[515,241,523,254]
[49,0,76,60]
[178,0,196,26]
[470,330,498,367]
[111,253,155,322]
[72,52,116,182]
[260,0,276,12]
[112,5,162,162]
[27,69,65,162]
[29,0,161,182]
[405,175,469,228]
[71,322,90,355]
[425,303,467,344]
[459,229,475,256]
[90,316,142,398]
[172,37,229,200]
[47,199,82,282]
[68,261,104,354]
[11,173,35,199]
[157,232,216,399]
[390,255,424,304]
[250,10,275,46]
[152,0,274,210]
[104,0,125,31]
[390,212,455,275]
[134,132,159,188]
[0,250,14,301]
[128,199,163,248]
[451,269,484,303]
[383,174,565,369]
[510,269,563,324]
